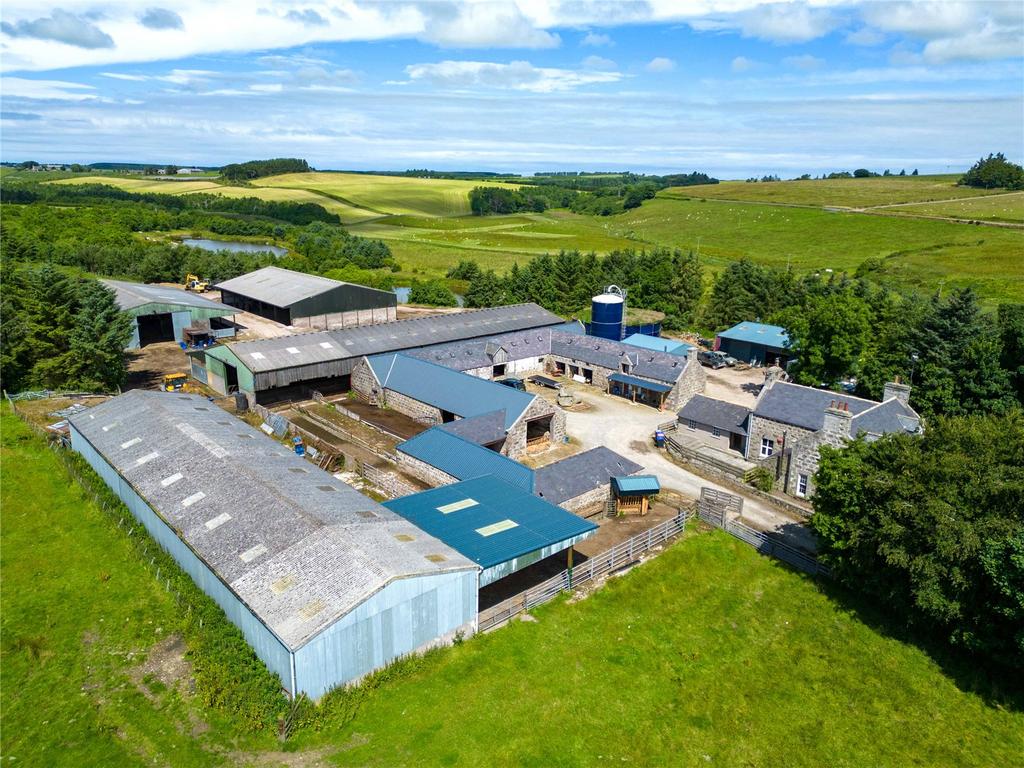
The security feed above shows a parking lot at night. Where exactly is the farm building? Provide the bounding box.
[714,321,792,366]
[351,353,565,458]
[533,447,643,513]
[101,279,236,349]
[215,266,397,329]
[68,390,478,700]
[404,326,706,412]
[749,378,919,498]
[621,333,694,356]
[189,303,564,403]
[611,475,660,516]
[677,394,751,455]
[383,475,597,587]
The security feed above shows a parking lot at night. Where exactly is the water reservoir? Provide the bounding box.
[590,287,625,340]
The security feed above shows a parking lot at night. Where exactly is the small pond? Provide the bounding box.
[181,238,287,257]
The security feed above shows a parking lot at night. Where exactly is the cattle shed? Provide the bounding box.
[396,428,536,492]
[215,266,397,328]
[190,303,565,402]
[383,475,597,587]
[68,390,478,700]
[715,322,792,366]
[101,279,236,349]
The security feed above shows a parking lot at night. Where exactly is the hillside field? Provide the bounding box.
[2,408,1020,767]
[876,191,1024,224]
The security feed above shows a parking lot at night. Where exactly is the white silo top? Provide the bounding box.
[592,293,625,304]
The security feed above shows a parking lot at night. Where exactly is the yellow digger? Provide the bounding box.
[160,373,189,392]
[184,274,210,292]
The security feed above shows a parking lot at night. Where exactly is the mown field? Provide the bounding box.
[662,175,1014,208]
[877,191,1024,224]
[3,408,1020,767]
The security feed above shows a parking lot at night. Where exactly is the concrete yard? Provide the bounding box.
[701,364,765,407]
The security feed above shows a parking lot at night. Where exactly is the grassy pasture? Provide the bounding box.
[665,175,1010,208]
[51,174,224,194]
[877,191,1024,224]
[253,171,519,217]
[2,409,1020,766]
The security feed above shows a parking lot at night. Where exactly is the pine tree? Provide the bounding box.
[66,280,134,390]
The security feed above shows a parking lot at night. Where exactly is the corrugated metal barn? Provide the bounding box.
[215,266,397,328]
[715,322,792,366]
[189,303,565,402]
[69,390,478,700]
[101,279,236,349]
[383,475,597,586]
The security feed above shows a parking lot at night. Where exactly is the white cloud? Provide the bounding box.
[735,3,839,43]
[140,8,184,31]
[784,54,825,71]
[845,26,885,46]
[646,57,675,73]
[416,3,560,49]
[582,55,617,71]
[581,31,612,47]
[1,9,114,49]
[101,72,149,81]
[731,56,755,73]
[404,60,623,92]
[1,77,97,100]
[249,83,283,92]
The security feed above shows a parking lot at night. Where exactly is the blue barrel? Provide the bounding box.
[591,291,625,340]
[654,429,666,447]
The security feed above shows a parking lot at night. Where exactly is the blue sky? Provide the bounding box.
[1,1,1021,177]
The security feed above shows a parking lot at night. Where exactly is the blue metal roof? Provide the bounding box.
[612,475,661,495]
[367,352,535,430]
[397,428,535,493]
[716,322,791,349]
[621,333,693,356]
[383,475,597,570]
[608,372,673,393]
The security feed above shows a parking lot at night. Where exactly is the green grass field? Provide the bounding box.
[663,175,1012,208]
[51,174,225,195]
[3,408,1020,767]
[876,191,1024,224]
[253,171,520,218]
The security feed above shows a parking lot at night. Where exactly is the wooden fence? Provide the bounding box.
[477,507,694,632]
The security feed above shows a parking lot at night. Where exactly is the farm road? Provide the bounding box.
[562,388,820,553]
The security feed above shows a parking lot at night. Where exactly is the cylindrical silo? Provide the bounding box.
[591,287,625,340]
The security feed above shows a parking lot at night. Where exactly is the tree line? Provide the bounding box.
[219,158,310,182]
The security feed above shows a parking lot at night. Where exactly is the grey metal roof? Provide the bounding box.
[397,428,535,493]
[438,411,508,445]
[534,447,642,506]
[367,353,535,430]
[678,395,751,436]
[550,331,687,384]
[405,328,555,371]
[226,303,564,373]
[69,391,475,651]
[754,381,919,434]
[215,266,392,308]
[101,279,233,314]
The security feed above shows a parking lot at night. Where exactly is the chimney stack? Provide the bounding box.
[821,401,854,445]
[883,378,911,406]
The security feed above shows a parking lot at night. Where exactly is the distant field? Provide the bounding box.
[665,175,1011,208]
[51,174,223,194]
[4,408,1020,767]
[253,171,519,218]
[876,192,1024,224]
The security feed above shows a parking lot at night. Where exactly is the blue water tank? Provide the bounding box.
[590,288,625,340]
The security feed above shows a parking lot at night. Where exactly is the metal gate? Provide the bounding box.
[697,487,743,527]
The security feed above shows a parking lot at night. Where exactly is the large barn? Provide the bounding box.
[101,279,236,349]
[215,266,397,329]
[69,390,478,700]
[189,303,565,403]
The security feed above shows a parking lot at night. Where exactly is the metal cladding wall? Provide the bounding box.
[69,424,295,694]
[590,294,625,341]
[479,533,591,586]
[295,570,477,700]
[291,283,397,321]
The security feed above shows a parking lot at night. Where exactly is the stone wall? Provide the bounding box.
[667,356,706,411]
[558,484,611,514]
[381,388,443,425]
[783,406,852,497]
[350,358,381,404]
[745,413,814,464]
[676,420,733,452]
[503,396,563,459]
[396,452,459,487]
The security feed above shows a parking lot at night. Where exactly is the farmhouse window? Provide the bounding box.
[712,426,721,437]
[760,437,774,458]
[797,474,808,497]
[687,419,697,430]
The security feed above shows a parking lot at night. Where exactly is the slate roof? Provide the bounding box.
[101,279,233,314]
[678,395,751,436]
[755,381,920,437]
[534,447,642,506]
[622,333,693,356]
[404,328,556,371]
[550,331,688,384]
[68,391,475,650]
[438,411,508,446]
[214,266,394,307]
[366,353,536,430]
[717,321,791,349]
[397,428,536,493]
[382,476,597,571]
[226,303,564,373]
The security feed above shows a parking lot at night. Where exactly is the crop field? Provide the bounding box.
[253,171,520,218]
[663,175,1010,208]
[51,174,224,194]
[3,408,1020,767]
[876,191,1024,224]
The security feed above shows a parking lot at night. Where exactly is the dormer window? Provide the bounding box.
[621,361,631,374]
